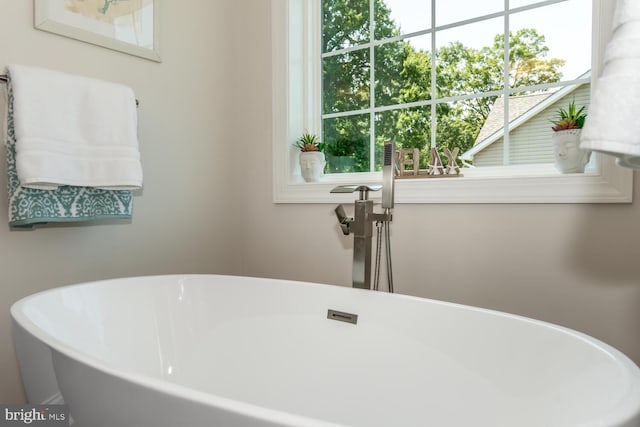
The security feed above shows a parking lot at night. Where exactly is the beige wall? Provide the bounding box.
[3,0,640,406]
[0,1,243,402]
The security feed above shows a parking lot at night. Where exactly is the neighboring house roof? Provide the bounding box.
[473,93,552,144]
[461,71,591,161]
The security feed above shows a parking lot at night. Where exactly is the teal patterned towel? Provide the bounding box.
[5,78,133,228]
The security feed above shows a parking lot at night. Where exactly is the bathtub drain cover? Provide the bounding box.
[327,309,358,325]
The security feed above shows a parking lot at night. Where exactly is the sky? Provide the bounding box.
[382,0,592,81]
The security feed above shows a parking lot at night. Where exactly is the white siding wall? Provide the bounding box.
[475,139,504,165]
[474,84,591,166]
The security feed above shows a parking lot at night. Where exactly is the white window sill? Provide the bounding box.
[273,158,633,204]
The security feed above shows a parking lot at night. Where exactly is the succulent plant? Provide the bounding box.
[551,100,587,132]
[294,132,326,152]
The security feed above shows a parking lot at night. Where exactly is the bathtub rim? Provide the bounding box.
[10,273,640,427]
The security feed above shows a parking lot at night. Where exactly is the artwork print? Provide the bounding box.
[35,0,161,61]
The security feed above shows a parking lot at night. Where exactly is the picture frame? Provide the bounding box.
[34,0,161,62]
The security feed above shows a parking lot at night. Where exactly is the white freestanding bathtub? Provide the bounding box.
[11,275,640,427]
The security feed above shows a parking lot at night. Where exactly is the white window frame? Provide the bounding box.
[272,0,633,204]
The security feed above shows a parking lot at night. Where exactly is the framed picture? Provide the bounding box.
[34,0,161,62]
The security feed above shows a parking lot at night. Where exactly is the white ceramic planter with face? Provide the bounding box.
[299,151,326,182]
[552,129,591,173]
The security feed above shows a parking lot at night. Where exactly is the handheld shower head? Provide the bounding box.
[382,140,395,209]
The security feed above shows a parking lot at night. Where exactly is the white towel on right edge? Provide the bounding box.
[8,64,143,190]
[580,1,640,169]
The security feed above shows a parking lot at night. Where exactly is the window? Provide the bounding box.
[322,0,593,172]
[272,0,632,203]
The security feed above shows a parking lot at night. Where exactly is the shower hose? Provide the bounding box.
[373,208,394,293]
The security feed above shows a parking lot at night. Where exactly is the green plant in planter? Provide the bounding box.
[551,99,587,131]
[294,132,326,152]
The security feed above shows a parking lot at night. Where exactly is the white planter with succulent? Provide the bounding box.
[551,100,591,173]
[295,132,326,182]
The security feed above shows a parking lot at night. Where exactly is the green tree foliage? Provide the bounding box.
[495,28,566,90]
[322,1,565,172]
[322,0,399,171]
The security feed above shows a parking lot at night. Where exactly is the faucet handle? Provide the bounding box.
[339,223,350,235]
[334,204,353,235]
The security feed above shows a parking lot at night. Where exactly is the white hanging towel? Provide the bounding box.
[580,0,640,169]
[7,64,143,189]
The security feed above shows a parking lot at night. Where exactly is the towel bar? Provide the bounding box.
[0,74,139,107]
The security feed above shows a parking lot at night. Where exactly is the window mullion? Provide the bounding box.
[430,0,437,150]
[322,76,591,122]
[503,0,510,166]
[369,0,375,172]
